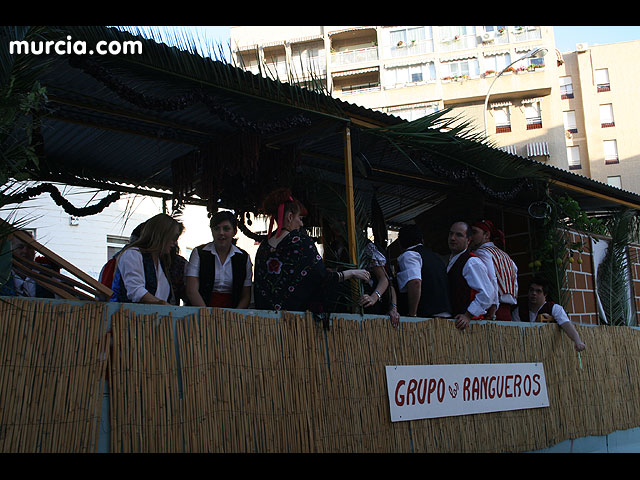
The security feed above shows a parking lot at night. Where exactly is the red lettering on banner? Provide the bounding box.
[407,379,417,405]
[427,378,437,403]
[514,374,522,397]
[395,380,405,406]
[505,375,513,397]
[488,376,496,398]
[533,374,541,395]
[523,375,531,396]
[417,379,427,404]
[463,377,470,401]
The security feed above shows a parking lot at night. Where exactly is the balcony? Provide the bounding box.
[331,46,378,67]
[389,39,434,58]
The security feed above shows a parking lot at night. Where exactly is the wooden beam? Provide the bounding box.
[4,221,113,298]
[552,180,640,211]
[343,126,357,266]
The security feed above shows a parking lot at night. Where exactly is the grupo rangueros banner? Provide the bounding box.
[385,363,549,422]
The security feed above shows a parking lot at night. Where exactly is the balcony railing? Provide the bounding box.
[389,39,434,58]
[331,46,378,67]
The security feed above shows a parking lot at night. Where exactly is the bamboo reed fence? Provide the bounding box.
[2,297,640,453]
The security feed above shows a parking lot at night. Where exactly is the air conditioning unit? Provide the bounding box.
[481,32,495,42]
[576,42,588,52]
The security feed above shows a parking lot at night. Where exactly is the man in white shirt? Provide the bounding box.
[446,222,495,331]
[395,225,451,318]
[513,277,586,352]
[470,219,518,321]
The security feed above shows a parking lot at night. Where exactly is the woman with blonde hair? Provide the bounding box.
[110,213,183,305]
[254,187,370,313]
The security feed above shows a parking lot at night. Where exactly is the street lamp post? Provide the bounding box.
[483,47,548,138]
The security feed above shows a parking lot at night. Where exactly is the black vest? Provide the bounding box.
[196,244,248,308]
[114,251,173,303]
[447,250,476,316]
[400,245,451,317]
[518,301,555,322]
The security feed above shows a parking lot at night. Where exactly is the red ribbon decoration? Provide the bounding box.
[267,196,293,239]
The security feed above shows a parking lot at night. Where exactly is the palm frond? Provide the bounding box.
[597,208,636,325]
[366,107,544,183]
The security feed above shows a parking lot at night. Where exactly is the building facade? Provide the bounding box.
[230,26,640,194]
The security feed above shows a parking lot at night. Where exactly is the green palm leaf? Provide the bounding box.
[597,208,636,325]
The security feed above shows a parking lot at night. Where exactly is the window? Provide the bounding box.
[482,26,509,44]
[483,52,511,75]
[389,27,433,57]
[559,76,573,99]
[493,106,511,133]
[386,62,436,87]
[291,42,325,76]
[439,26,477,51]
[390,103,440,122]
[524,100,542,129]
[106,234,128,260]
[600,103,615,127]
[604,139,619,164]
[607,176,622,188]
[595,68,610,92]
[567,145,581,170]
[441,58,480,80]
[563,110,577,133]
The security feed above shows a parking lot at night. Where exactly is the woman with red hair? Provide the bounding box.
[254,188,370,313]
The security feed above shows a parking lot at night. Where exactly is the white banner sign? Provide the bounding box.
[385,363,549,422]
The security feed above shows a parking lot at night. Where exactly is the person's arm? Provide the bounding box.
[388,284,400,327]
[185,275,207,307]
[552,304,586,351]
[184,248,207,307]
[406,279,421,317]
[236,285,251,309]
[559,322,586,351]
[139,292,171,305]
[358,265,389,308]
[462,257,495,318]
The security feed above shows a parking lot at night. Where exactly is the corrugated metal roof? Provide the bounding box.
[20,25,640,227]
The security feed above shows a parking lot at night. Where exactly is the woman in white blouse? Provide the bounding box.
[184,211,252,309]
[110,213,183,305]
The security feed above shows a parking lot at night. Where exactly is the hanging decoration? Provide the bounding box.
[2,183,120,216]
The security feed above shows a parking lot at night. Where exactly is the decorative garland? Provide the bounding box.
[420,152,533,201]
[2,183,121,217]
[67,55,312,135]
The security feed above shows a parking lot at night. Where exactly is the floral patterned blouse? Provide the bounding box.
[254,228,336,313]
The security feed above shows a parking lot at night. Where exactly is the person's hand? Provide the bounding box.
[454,312,471,330]
[348,269,371,282]
[538,313,553,323]
[389,306,400,328]
[575,341,586,352]
[358,293,378,308]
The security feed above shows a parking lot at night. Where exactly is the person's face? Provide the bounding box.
[469,226,489,250]
[12,238,35,261]
[163,227,180,255]
[528,284,547,305]
[212,220,236,248]
[448,222,470,254]
[285,210,304,231]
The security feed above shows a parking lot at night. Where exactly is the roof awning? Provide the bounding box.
[500,145,518,155]
[527,142,549,157]
[332,67,379,77]
[440,53,477,62]
[490,101,513,108]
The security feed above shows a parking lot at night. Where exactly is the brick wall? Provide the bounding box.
[630,244,640,326]
[565,230,599,325]
[565,230,640,326]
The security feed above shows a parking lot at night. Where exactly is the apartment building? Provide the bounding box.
[230,26,640,194]
[558,40,640,192]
